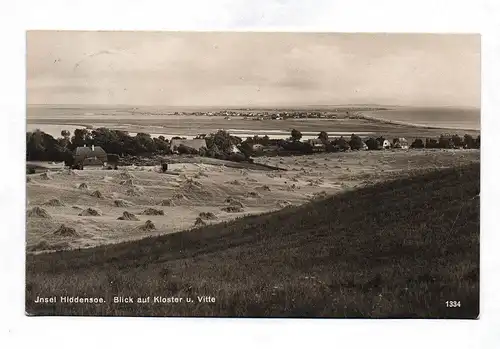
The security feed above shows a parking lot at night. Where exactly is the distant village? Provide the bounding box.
[170,109,378,120]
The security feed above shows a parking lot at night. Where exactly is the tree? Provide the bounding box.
[365,137,381,150]
[451,134,464,149]
[318,131,329,144]
[376,136,388,149]
[332,137,350,152]
[291,129,302,141]
[71,128,90,148]
[463,134,475,149]
[438,134,453,149]
[475,135,480,149]
[425,138,439,149]
[411,138,425,149]
[61,130,71,138]
[349,133,364,150]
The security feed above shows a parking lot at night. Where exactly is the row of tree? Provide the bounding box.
[26,127,481,163]
[26,128,248,163]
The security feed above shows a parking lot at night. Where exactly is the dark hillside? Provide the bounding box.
[26,164,480,318]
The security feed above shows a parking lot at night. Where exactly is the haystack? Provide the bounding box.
[43,198,64,206]
[172,193,186,200]
[158,199,174,206]
[183,178,202,188]
[125,188,141,197]
[119,171,135,180]
[277,200,292,208]
[78,208,101,216]
[194,217,207,226]
[255,185,271,191]
[78,183,89,190]
[90,190,104,198]
[27,206,51,219]
[120,179,134,186]
[226,180,242,185]
[139,220,156,231]
[311,191,328,200]
[114,199,133,207]
[141,208,164,216]
[225,197,244,207]
[52,224,78,237]
[117,211,140,221]
[199,212,217,220]
[39,172,53,180]
[61,169,78,176]
[221,206,244,213]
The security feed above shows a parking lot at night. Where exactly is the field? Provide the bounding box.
[26,161,480,318]
[26,149,479,253]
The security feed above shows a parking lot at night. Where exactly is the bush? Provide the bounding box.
[349,134,364,150]
[411,139,425,149]
[451,134,464,148]
[332,137,350,152]
[177,144,199,155]
[425,138,439,149]
[365,138,381,150]
[291,129,302,141]
[463,134,475,149]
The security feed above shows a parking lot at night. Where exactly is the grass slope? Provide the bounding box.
[26,164,480,318]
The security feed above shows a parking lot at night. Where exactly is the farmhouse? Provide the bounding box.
[381,139,391,149]
[74,145,108,169]
[170,139,207,153]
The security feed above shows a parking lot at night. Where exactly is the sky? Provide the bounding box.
[26,31,480,107]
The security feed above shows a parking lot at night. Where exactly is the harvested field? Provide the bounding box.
[26,150,479,252]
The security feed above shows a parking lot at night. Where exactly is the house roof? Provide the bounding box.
[170,139,207,151]
[74,146,107,163]
[307,139,326,145]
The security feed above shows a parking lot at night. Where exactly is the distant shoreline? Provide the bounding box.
[360,113,480,132]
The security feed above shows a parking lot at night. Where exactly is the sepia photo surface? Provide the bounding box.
[25,31,480,318]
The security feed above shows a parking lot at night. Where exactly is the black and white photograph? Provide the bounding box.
[25,31,480,318]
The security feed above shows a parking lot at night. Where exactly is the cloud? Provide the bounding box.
[27,32,480,107]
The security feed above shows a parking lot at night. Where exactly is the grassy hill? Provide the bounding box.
[26,163,480,318]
